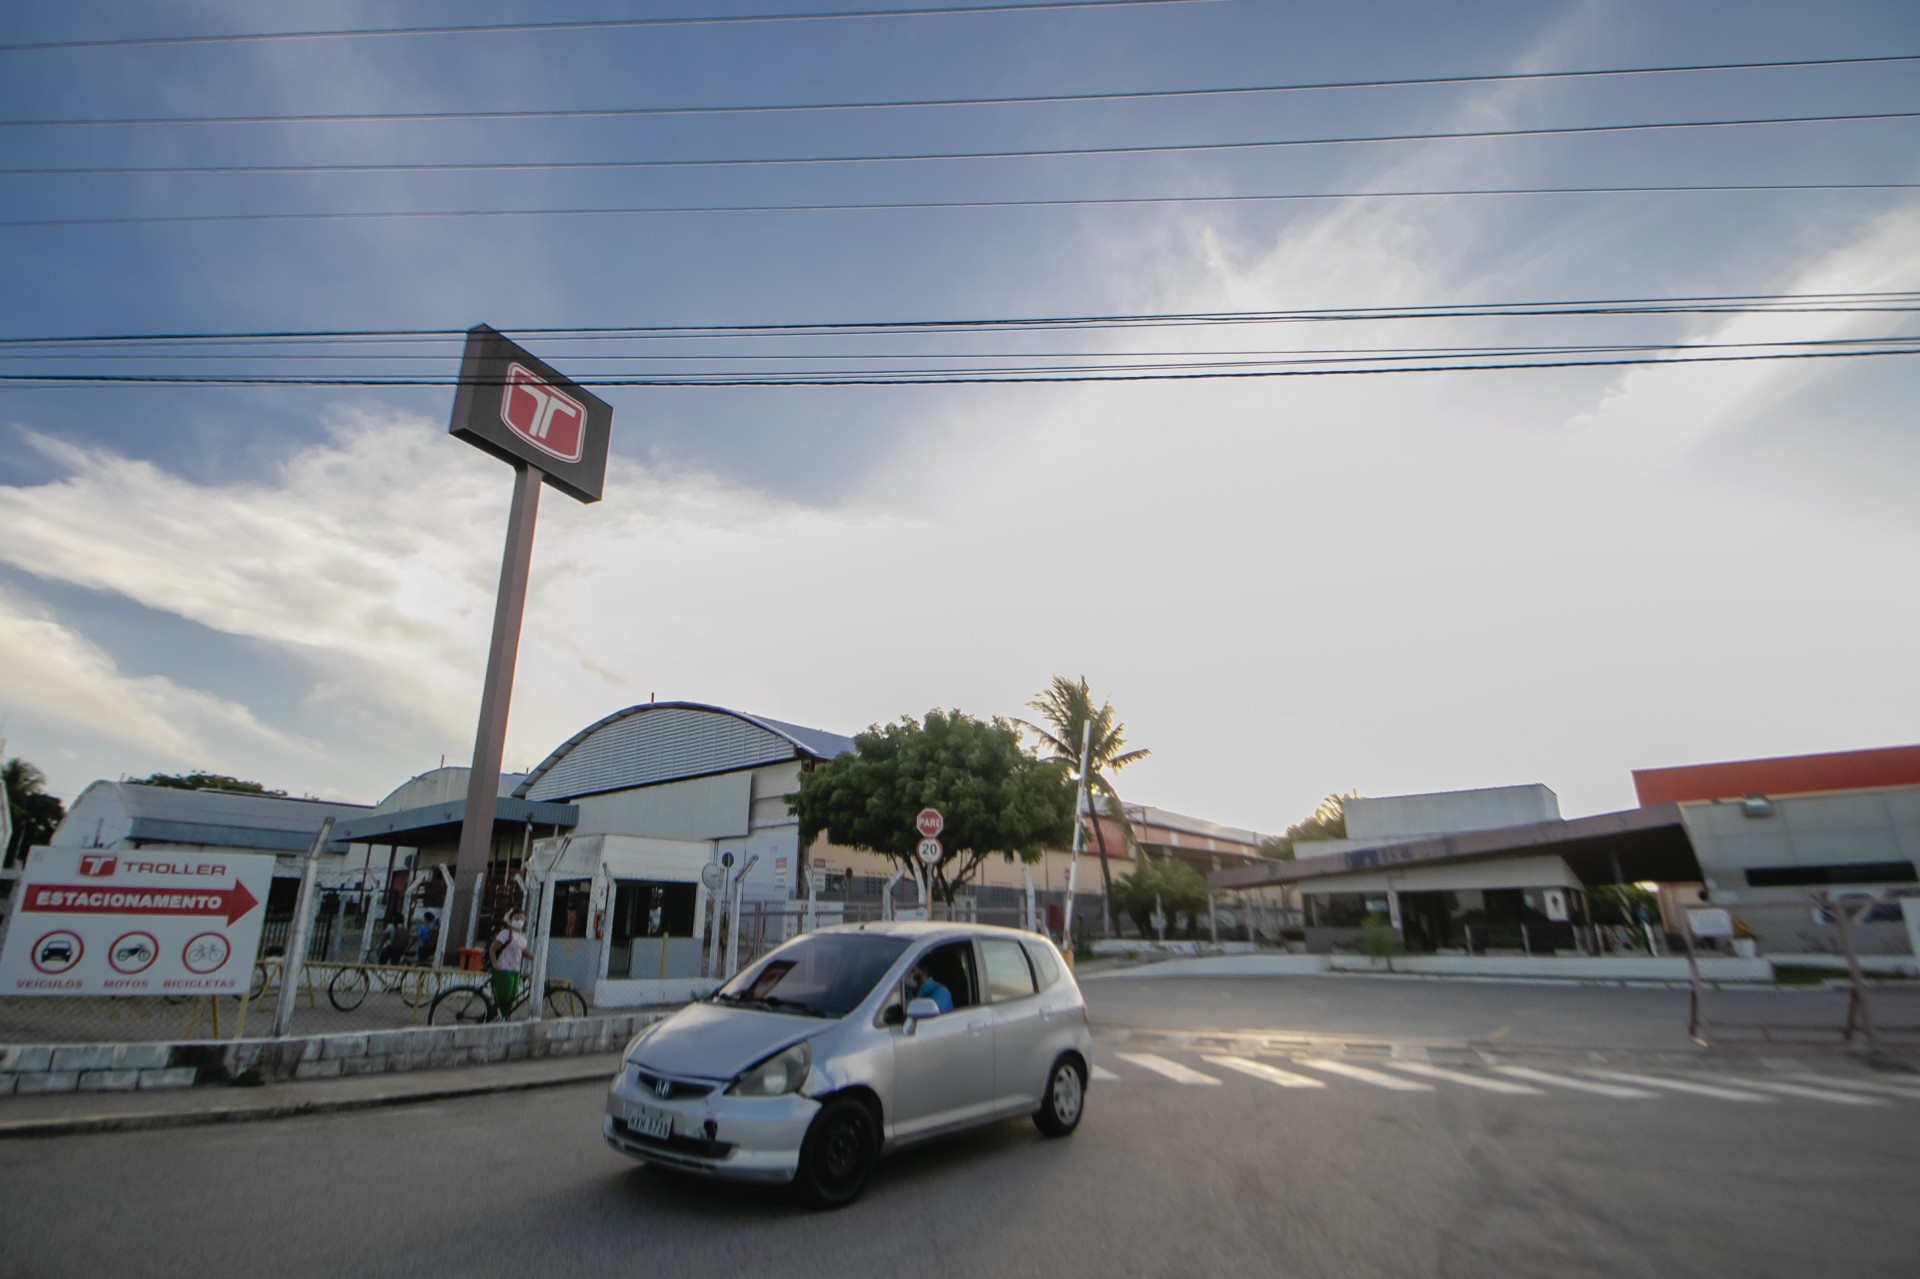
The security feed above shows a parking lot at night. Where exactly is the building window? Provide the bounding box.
[1744,862,1918,888]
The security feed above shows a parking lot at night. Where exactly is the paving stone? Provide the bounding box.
[320,1035,369,1060]
[78,1069,141,1092]
[137,1067,199,1090]
[50,1045,115,1072]
[15,1071,80,1094]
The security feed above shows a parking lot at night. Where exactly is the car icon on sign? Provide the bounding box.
[39,940,75,965]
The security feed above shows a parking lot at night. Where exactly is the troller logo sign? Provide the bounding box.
[0,848,274,997]
[449,324,612,504]
[501,364,586,463]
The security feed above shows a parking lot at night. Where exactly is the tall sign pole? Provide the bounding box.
[442,325,612,956]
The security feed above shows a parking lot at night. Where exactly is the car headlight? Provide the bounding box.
[726,1041,811,1097]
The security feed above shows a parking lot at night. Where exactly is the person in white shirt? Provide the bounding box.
[488,910,531,1020]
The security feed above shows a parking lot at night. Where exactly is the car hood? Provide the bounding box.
[628,1001,824,1081]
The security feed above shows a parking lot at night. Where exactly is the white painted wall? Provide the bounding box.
[1682,786,1920,901]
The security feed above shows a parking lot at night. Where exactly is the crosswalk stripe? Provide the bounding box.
[1294,1058,1434,1091]
[1737,1079,1890,1106]
[1779,1074,1920,1101]
[1201,1055,1328,1088]
[1580,1070,1775,1103]
[1388,1062,1544,1094]
[1090,1064,1121,1083]
[1491,1066,1658,1099]
[1113,1052,1221,1085]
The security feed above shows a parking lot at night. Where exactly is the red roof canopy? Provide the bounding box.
[1633,744,1920,806]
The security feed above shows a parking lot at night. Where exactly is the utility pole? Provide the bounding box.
[1058,720,1094,951]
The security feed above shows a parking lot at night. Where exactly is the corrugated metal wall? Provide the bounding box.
[524,706,795,802]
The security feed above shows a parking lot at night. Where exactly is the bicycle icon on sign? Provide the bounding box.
[183,933,232,974]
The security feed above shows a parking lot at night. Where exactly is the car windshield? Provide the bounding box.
[712,933,910,1019]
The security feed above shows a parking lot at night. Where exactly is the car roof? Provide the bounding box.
[812,920,1059,946]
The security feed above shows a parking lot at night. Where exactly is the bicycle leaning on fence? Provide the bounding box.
[428,973,588,1024]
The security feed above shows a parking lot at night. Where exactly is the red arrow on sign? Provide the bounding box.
[23,881,261,926]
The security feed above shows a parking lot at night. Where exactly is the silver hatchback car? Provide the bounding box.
[603,921,1093,1206]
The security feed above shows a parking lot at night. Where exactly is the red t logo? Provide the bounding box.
[79,854,118,877]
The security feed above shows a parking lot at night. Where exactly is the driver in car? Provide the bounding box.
[907,961,953,1014]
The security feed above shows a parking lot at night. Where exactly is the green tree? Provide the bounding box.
[788,710,1075,904]
[3,758,66,865]
[1110,856,1210,938]
[1021,675,1150,931]
[1261,791,1355,859]
[132,771,286,797]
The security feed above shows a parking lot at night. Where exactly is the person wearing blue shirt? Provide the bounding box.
[908,961,953,1014]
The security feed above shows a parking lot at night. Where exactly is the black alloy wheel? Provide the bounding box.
[794,1096,879,1209]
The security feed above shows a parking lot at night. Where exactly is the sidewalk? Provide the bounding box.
[0,1049,624,1139]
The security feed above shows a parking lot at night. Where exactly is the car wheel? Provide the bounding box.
[794,1096,879,1209]
[1033,1056,1085,1137]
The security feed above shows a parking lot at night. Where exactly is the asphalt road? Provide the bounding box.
[4,978,1917,1279]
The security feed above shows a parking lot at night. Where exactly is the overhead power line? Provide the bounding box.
[10,111,1911,178]
[0,1,1207,54]
[4,291,1914,347]
[3,53,1913,130]
[4,184,1910,230]
[4,347,1915,387]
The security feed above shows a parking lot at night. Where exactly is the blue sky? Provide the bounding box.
[1,0,1916,834]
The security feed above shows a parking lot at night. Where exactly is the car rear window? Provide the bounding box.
[1025,940,1061,989]
[981,938,1037,1002]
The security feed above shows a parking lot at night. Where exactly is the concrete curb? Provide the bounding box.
[0,1053,624,1139]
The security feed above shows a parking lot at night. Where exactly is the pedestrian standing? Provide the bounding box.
[488,909,531,1020]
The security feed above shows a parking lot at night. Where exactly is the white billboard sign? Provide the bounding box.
[0,849,276,997]
[1687,907,1734,939]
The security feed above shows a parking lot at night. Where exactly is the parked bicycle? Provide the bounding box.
[327,961,443,1012]
[428,975,587,1024]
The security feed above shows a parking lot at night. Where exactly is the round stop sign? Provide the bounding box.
[916,808,944,838]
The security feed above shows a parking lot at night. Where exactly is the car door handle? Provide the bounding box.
[967,1019,989,1035]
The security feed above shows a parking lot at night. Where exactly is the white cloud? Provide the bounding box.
[0,582,316,772]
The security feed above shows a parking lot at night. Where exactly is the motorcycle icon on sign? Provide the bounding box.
[109,931,160,975]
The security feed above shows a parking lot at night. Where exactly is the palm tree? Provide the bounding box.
[1021,676,1149,933]
[3,757,60,865]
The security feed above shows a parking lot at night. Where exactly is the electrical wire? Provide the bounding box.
[4,292,1914,347]
[5,346,1914,387]
[5,183,1911,231]
[0,1,1210,54]
[10,112,1912,178]
[4,54,1913,130]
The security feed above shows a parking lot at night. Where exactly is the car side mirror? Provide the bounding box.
[906,997,941,1020]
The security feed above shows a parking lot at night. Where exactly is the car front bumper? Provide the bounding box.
[604,1069,820,1184]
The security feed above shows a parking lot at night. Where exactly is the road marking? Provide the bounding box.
[1090,1064,1121,1083]
[1490,1066,1658,1099]
[1113,1052,1221,1085]
[1294,1058,1434,1091]
[1387,1062,1543,1094]
[1579,1070,1775,1103]
[1391,1042,1431,1064]
[1201,1055,1328,1088]
[1736,1079,1890,1106]
[1779,1074,1920,1101]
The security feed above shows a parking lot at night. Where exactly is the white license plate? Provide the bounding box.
[628,1104,673,1140]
